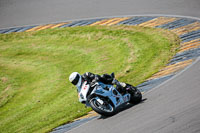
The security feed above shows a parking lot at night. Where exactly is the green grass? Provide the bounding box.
[0,25,180,133]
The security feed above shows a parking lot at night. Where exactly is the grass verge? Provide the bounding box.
[0,25,180,133]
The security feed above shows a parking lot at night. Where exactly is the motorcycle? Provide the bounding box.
[77,73,142,116]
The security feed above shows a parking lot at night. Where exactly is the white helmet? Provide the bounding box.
[69,72,82,87]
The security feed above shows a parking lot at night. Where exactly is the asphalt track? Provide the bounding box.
[1,0,200,133]
[0,0,200,29]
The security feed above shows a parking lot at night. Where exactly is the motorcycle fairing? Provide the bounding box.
[92,82,131,108]
[78,81,90,103]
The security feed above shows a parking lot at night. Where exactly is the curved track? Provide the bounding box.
[1,0,200,133]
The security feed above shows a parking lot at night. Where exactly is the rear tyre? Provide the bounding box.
[89,97,116,116]
[129,86,142,104]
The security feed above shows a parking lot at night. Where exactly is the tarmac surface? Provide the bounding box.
[1,0,200,133]
[0,0,200,29]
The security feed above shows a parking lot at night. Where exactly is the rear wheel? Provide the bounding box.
[89,97,115,116]
[128,86,142,104]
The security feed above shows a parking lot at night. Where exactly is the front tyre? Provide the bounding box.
[89,97,115,116]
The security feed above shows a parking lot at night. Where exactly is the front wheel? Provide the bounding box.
[89,97,116,116]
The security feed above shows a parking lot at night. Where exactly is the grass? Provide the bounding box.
[0,25,180,133]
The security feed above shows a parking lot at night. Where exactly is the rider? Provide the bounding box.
[69,72,127,92]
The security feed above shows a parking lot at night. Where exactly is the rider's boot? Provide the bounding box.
[112,79,137,93]
[112,79,127,93]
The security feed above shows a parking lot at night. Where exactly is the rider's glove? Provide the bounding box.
[90,81,96,87]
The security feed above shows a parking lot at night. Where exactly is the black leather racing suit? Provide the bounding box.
[82,72,113,85]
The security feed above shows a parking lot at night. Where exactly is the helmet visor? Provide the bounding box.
[71,74,80,85]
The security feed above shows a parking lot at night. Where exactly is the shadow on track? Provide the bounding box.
[98,98,147,119]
